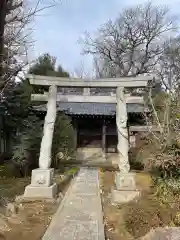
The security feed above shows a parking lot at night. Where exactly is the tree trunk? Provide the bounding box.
[0,0,7,86]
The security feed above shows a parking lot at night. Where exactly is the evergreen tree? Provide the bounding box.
[7,53,73,175]
[29,53,69,77]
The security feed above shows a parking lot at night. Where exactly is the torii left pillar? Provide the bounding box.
[23,85,57,200]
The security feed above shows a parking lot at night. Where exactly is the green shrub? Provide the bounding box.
[153,177,180,204]
[12,113,76,175]
[129,149,144,170]
[167,179,180,193]
[65,167,79,176]
[174,213,180,226]
[52,114,76,168]
[0,163,22,178]
[12,115,43,176]
[128,134,160,172]
[124,194,173,238]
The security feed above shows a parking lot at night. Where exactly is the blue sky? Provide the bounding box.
[32,0,180,76]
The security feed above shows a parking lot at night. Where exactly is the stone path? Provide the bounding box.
[43,167,105,240]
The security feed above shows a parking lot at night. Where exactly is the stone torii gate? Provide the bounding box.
[23,74,154,203]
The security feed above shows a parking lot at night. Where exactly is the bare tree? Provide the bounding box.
[83,1,177,77]
[82,1,180,177]
[158,37,180,91]
[138,37,180,168]
[73,58,93,79]
[83,1,180,138]
[93,56,117,78]
[143,37,180,177]
[0,0,56,91]
[73,60,87,78]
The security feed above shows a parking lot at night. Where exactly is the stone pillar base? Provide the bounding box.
[23,168,57,200]
[112,188,140,204]
[24,183,57,199]
[112,172,140,204]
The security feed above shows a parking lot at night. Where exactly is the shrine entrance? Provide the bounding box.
[74,115,118,162]
[77,117,103,148]
[23,74,155,202]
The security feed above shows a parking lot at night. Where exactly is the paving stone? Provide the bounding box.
[43,168,105,240]
[70,183,99,195]
[60,197,100,221]
[44,220,99,240]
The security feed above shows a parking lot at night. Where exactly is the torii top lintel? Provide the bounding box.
[26,74,155,88]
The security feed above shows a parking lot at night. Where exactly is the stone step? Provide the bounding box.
[76,148,105,161]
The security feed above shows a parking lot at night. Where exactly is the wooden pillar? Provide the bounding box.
[102,119,106,153]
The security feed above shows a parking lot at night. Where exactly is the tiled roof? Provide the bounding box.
[34,103,146,115]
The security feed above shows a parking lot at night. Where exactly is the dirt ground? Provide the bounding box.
[100,170,132,240]
[0,169,77,240]
[99,170,152,240]
[2,201,57,240]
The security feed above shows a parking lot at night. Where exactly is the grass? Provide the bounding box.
[135,172,152,192]
[123,193,173,238]
[0,166,79,240]
[0,166,79,203]
[0,177,30,201]
[100,170,180,240]
[65,166,79,175]
[100,170,133,240]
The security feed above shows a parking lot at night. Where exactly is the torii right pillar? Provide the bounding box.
[112,87,140,204]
